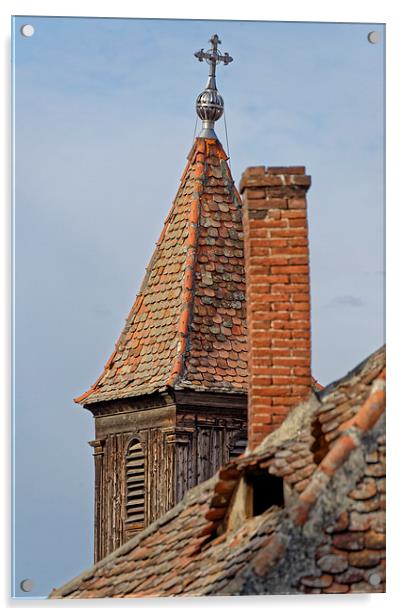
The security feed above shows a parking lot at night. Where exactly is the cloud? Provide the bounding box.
[93,306,113,318]
[326,295,366,308]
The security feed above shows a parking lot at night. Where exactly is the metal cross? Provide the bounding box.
[194,34,233,79]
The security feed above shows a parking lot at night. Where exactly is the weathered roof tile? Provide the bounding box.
[76,138,247,405]
[51,346,385,598]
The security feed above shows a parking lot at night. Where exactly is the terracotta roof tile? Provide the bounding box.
[51,345,385,598]
[76,138,247,405]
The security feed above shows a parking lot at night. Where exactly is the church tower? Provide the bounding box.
[76,35,248,562]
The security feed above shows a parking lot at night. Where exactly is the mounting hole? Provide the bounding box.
[20,24,35,38]
[368,573,381,586]
[20,578,33,592]
[367,31,380,44]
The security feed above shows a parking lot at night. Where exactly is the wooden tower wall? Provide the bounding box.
[87,392,247,562]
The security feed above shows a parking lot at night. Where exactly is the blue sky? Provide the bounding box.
[12,16,384,597]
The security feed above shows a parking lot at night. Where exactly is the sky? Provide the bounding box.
[12,16,384,598]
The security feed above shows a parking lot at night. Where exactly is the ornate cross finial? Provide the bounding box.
[194,34,233,70]
[194,34,233,139]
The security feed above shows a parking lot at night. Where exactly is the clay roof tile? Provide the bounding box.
[51,345,385,598]
[77,138,247,405]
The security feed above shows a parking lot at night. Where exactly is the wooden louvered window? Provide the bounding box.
[229,434,247,461]
[125,438,145,530]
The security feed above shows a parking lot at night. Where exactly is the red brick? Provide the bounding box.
[293,302,310,311]
[259,294,291,303]
[271,406,290,415]
[294,364,311,374]
[247,199,274,210]
[270,247,305,256]
[251,377,273,386]
[271,339,292,348]
[273,376,310,386]
[246,166,266,176]
[289,256,309,266]
[246,188,266,199]
[249,228,268,239]
[251,350,272,359]
[269,229,308,238]
[289,237,308,246]
[284,174,311,186]
[284,210,308,219]
[267,166,305,175]
[271,265,309,274]
[272,396,300,405]
[271,320,293,330]
[266,198,288,207]
[290,274,309,284]
[288,218,308,228]
[291,330,310,339]
[250,396,274,406]
[292,293,310,302]
[253,386,289,396]
[250,175,283,187]
[289,199,306,209]
[287,320,310,330]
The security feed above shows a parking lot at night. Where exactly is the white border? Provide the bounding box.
[1,0,400,613]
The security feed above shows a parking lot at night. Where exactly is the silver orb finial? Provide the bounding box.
[194,34,233,139]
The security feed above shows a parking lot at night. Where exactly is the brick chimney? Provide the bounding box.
[240,166,312,450]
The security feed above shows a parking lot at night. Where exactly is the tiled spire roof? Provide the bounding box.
[76,138,247,405]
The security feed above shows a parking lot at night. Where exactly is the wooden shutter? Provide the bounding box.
[125,439,145,529]
[229,434,247,461]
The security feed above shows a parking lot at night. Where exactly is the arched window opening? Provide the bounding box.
[125,438,145,530]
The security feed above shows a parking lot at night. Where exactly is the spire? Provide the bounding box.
[194,34,233,139]
[75,38,245,407]
[76,138,247,405]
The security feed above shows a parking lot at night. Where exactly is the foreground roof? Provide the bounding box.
[77,138,247,405]
[52,345,385,597]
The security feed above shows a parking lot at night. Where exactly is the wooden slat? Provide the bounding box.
[125,438,145,529]
[127,448,143,456]
[126,469,145,477]
[126,460,144,469]
[127,504,145,511]
[127,494,144,502]
[126,513,145,523]
[229,436,247,461]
